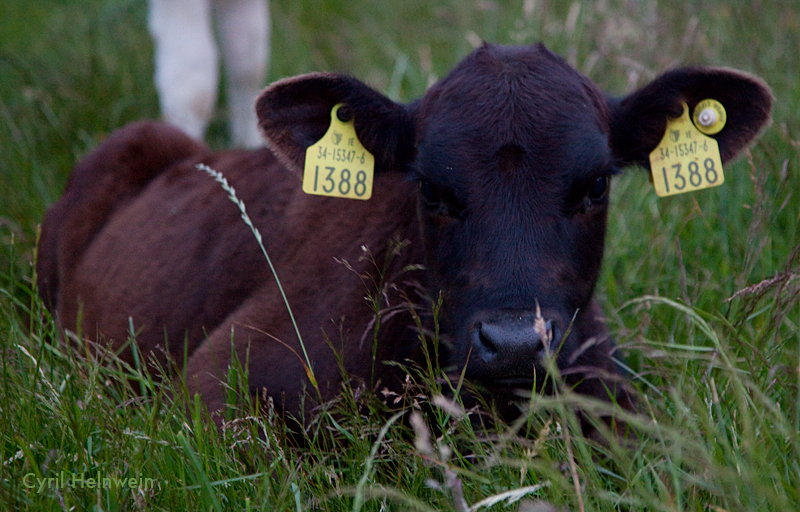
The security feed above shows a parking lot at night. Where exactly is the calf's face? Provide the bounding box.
[257,42,771,391]
[412,46,615,384]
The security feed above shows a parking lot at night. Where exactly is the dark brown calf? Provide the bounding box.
[38,43,771,424]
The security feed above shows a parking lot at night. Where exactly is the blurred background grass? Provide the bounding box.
[1,0,799,510]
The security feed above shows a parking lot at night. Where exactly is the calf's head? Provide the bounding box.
[257,43,771,390]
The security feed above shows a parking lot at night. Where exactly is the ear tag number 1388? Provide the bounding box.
[649,101,725,197]
[303,104,375,200]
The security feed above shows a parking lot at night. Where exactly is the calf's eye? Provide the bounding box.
[419,181,439,206]
[587,175,609,202]
[418,180,464,219]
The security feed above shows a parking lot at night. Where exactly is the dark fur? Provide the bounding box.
[38,43,771,423]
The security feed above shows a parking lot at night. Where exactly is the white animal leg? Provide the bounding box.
[148,0,219,141]
[214,0,270,147]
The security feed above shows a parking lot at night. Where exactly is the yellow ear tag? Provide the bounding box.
[303,104,375,200]
[649,102,724,197]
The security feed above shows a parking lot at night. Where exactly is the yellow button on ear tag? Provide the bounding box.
[303,104,375,200]
[693,99,726,135]
[649,103,724,197]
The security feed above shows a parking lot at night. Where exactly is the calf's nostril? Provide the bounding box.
[477,322,498,353]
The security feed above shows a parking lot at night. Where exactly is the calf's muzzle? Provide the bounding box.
[469,310,558,383]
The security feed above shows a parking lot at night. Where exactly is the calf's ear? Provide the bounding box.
[256,72,416,173]
[609,67,772,169]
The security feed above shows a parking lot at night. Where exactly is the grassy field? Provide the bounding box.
[1,0,799,510]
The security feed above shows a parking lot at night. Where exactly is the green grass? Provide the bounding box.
[2,0,799,510]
